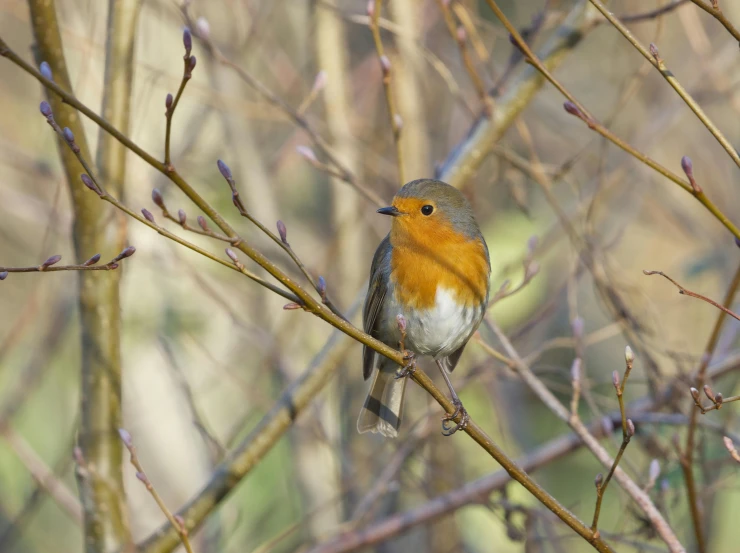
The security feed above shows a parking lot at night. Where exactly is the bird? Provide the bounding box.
[357,178,491,438]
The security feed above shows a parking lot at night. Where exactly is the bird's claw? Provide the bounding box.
[441,399,469,436]
[395,351,416,379]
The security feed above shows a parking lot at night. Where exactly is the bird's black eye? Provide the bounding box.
[421,205,434,216]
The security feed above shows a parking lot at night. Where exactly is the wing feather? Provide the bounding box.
[362,236,392,380]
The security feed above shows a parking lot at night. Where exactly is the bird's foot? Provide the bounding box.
[395,351,416,379]
[441,398,469,436]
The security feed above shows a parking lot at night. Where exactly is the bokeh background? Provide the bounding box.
[1,0,740,552]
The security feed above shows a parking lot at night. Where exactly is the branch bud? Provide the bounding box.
[117,428,133,448]
[197,215,208,231]
[113,247,136,263]
[681,156,702,193]
[277,220,288,244]
[217,159,233,182]
[142,208,155,223]
[379,55,391,76]
[225,248,239,263]
[165,93,173,111]
[625,345,634,367]
[183,27,193,57]
[690,387,700,401]
[152,188,165,209]
[704,384,715,402]
[41,255,62,269]
[715,392,723,405]
[0,271,7,281]
[318,275,327,301]
[649,43,660,61]
[626,419,635,437]
[63,127,80,153]
[195,17,210,40]
[594,473,603,488]
[39,101,53,118]
[81,174,101,195]
[296,145,318,165]
[178,209,187,225]
[563,101,582,119]
[83,253,101,266]
[612,370,620,390]
[283,302,302,310]
[40,61,53,81]
[366,0,374,18]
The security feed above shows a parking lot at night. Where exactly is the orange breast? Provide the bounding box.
[389,224,489,310]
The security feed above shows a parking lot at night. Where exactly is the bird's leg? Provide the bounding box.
[436,359,469,436]
[394,314,416,379]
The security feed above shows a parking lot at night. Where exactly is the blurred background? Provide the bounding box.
[1,0,740,552]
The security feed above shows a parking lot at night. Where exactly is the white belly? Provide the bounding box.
[402,287,483,358]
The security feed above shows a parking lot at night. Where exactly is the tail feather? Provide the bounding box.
[357,361,407,438]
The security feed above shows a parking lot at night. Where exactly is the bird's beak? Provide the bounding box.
[377,206,401,217]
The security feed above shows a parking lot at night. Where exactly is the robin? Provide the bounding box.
[358,179,491,438]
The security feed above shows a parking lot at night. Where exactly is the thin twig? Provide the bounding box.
[687,0,740,42]
[680,263,740,550]
[588,0,740,169]
[454,26,493,117]
[619,0,688,23]
[164,28,196,167]
[487,319,686,553]
[368,0,405,184]
[643,270,740,322]
[180,5,385,207]
[119,429,195,553]
[0,251,132,277]
[590,348,636,537]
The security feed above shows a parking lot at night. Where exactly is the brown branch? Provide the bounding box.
[643,270,740,322]
[308,351,740,552]
[687,0,740,43]
[0,248,132,275]
[680,263,740,551]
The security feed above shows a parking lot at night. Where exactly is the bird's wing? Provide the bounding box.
[363,235,392,380]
